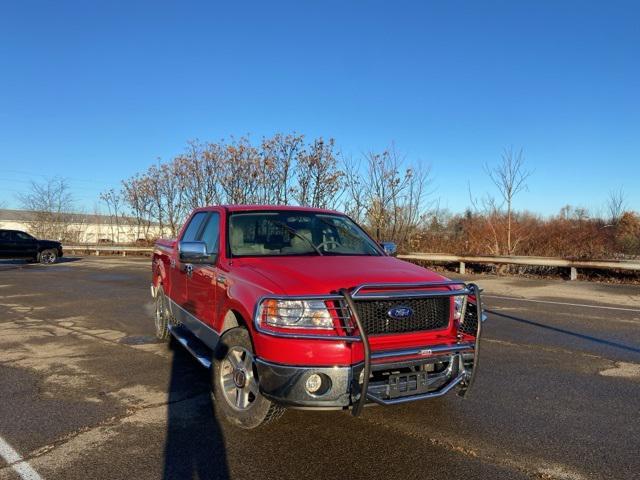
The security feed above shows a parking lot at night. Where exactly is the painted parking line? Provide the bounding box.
[0,435,42,480]
[485,294,640,313]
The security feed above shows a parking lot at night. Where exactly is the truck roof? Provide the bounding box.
[216,205,344,215]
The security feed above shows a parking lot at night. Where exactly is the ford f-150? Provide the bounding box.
[151,205,484,428]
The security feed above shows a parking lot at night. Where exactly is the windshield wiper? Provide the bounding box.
[314,216,381,256]
[265,219,323,256]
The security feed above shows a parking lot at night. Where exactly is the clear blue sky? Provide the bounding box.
[1,1,638,216]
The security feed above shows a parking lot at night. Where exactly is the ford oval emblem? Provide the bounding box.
[387,306,413,319]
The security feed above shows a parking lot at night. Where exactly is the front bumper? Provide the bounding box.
[255,342,476,409]
[256,359,353,408]
[254,280,484,414]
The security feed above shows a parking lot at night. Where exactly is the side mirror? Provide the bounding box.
[178,241,216,264]
[380,241,397,256]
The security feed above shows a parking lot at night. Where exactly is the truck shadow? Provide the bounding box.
[487,309,640,354]
[163,338,230,480]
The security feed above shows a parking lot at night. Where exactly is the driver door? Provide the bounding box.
[14,231,38,259]
[172,211,208,308]
[186,211,220,329]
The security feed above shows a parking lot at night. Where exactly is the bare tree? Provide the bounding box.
[100,188,123,243]
[559,204,590,221]
[485,147,532,255]
[130,160,189,238]
[17,177,75,240]
[146,163,165,235]
[177,140,223,210]
[103,134,432,247]
[606,188,627,224]
[343,145,429,247]
[467,186,502,255]
[342,155,368,224]
[261,133,305,204]
[218,136,262,204]
[122,173,156,240]
[294,138,344,209]
[158,161,188,237]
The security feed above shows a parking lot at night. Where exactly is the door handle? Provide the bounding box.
[216,274,227,286]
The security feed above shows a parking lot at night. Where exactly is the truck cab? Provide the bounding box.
[152,205,484,428]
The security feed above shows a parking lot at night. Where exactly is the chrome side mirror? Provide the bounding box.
[380,241,397,256]
[178,241,216,264]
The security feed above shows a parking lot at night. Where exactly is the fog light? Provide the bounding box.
[305,373,322,394]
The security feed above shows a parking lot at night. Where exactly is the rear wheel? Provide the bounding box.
[39,249,58,264]
[154,285,171,341]
[212,327,284,429]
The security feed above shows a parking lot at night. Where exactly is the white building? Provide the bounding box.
[0,209,164,244]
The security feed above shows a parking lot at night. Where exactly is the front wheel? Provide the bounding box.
[212,327,284,429]
[154,284,171,341]
[39,249,58,264]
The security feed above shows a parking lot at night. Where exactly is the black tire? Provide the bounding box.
[154,285,171,341]
[39,249,58,264]
[212,327,284,429]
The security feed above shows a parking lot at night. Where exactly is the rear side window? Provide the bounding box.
[198,213,220,253]
[181,212,207,241]
[0,231,12,241]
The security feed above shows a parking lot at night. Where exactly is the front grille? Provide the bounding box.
[353,297,450,335]
[460,303,478,336]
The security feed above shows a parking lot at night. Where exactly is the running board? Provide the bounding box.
[168,324,213,369]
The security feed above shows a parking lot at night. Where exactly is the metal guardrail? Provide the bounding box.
[64,245,153,256]
[398,253,640,280]
[63,246,640,279]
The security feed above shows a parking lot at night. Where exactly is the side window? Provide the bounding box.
[15,232,33,240]
[0,231,12,241]
[181,212,207,242]
[198,213,220,253]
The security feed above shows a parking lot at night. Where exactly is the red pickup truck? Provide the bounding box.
[151,205,484,428]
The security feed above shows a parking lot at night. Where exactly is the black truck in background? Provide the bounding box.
[0,229,63,264]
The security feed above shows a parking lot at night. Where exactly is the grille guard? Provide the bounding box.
[365,353,468,406]
[253,280,484,415]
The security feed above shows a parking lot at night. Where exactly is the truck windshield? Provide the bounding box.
[228,211,382,257]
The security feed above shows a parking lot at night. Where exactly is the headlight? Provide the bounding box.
[262,299,334,329]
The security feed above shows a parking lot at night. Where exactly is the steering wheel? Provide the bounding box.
[316,240,343,251]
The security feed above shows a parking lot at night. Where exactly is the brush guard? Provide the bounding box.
[253,281,484,415]
[341,281,484,416]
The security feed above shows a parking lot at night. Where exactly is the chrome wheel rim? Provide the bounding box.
[41,251,56,264]
[155,291,166,333]
[220,346,259,411]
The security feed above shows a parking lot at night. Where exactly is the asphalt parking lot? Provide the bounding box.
[1,257,639,480]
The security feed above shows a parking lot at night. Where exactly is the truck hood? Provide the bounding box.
[234,255,448,295]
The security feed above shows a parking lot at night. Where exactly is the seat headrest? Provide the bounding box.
[290,229,312,250]
[230,224,244,247]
